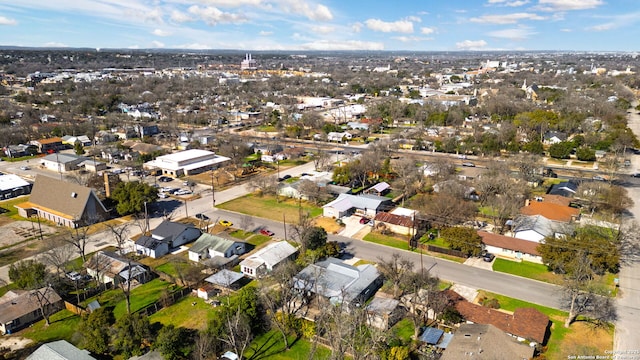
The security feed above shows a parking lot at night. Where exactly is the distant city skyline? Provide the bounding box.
[0,0,639,52]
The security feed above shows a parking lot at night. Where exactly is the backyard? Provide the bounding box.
[218,194,322,222]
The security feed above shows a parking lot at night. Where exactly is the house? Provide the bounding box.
[188,233,247,267]
[29,137,64,153]
[40,153,89,172]
[4,144,38,158]
[446,290,550,344]
[327,132,352,142]
[322,193,394,218]
[0,174,32,200]
[278,180,306,200]
[143,149,230,177]
[135,220,201,258]
[547,180,578,198]
[440,324,535,360]
[478,231,542,263]
[253,144,283,156]
[520,198,580,223]
[84,251,150,285]
[240,241,298,278]
[203,269,244,292]
[511,215,571,243]
[293,257,382,306]
[433,180,478,200]
[543,131,567,144]
[61,135,92,147]
[0,287,63,335]
[26,340,96,360]
[135,123,160,138]
[364,182,390,196]
[373,212,414,236]
[366,297,404,329]
[16,176,108,228]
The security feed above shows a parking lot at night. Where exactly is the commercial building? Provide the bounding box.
[143,149,230,177]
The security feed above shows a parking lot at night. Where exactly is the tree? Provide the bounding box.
[113,312,152,358]
[575,146,596,161]
[247,174,278,197]
[302,226,327,251]
[74,141,85,155]
[9,260,46,289]
[80,306,115,355]
[154,325,191,360]
[111,181,158,216]
[548,141,573,159]
[440,227,483,257]
[377,253,415,299]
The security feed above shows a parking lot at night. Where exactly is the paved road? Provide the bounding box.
[614,101,640,352]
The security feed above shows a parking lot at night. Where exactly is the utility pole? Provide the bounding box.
[211,170,216,207]
[144,201,150,233]
[283,213,287,241]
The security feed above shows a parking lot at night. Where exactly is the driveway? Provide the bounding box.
[338,215,370,238]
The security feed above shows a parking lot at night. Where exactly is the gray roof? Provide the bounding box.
[26,340,96,360]
[294,257,380,303]
[241,241,297,269]
[512,215,556,238]
[323,193,391,212]
[368,182,390,193]
[27,175,107,220]
[42,153,89,164]
[152,220,198,242]
[0,288,62,324]
[135,235,166,250]
[204,269,244,287]
[440,324,534,360]
[366,297,399,315]
[190,233,240,255]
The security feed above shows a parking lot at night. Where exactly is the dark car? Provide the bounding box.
[359,217,370,224]
[282,174,292,180]
[482,253,495,262]
[632,173,640,178]
[158,176,173,182]
[195,213,210,221]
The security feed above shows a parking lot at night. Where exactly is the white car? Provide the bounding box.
[158,193,168,199]
[175,189,192,195]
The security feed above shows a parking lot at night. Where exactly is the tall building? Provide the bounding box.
[241,53,257,70]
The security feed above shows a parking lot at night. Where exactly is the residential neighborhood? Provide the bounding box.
[0,48,639,360]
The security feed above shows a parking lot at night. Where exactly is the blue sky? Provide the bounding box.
[0,0,638,51]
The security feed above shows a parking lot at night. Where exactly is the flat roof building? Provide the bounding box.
[143,149,230,177]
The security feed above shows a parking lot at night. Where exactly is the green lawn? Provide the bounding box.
[219,194,322,222]
[0,196,31,219]
[149,296,219,330]
[82,278,178,318]
[493,258,562,284]
[229,229,253,240]
[0,283,19,297]
[391,318,414,342]
[362,232,410,250]
[20,310,82,344]
[244,330,332,360]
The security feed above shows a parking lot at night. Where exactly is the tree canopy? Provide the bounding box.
[8,260,47,289]
[111,181,158,215]
[440,227,483,257]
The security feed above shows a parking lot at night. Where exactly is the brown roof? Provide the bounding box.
[520,201,580,222]
[440,323,535,360]
[374,212,414,227]
[477,231,541,256]
[540,194,572,206]
[446,290,549,343]
[0,288,62,324]
[27,175,107,220]
[34,137,63,145]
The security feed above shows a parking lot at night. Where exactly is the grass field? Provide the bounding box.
[149,296,219,330]
[362,232,410,250]
[478,290,613,360]
[218,194,322,222]
[493,258,563,284]
[244,330,332,360]
[20,310,82,344]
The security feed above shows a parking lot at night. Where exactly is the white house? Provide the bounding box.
[240,241,298,278]
[143,149,230,177]
[326,132,352,142]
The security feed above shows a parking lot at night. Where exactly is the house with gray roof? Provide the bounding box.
[84,251,150,286]
[204,269,244,292]
[512,215,572,243]
[188,233,247,267]
[440,324,534,360]
[135,220,201,258]
[547,180,578,198]
[322,193,394,219]
[364,182,390,196]
[0,287,63,335]
[240,241,298,278]
[0,174,31,200]
[40,153,90,172]
[26,340,96,360]
[293,257,382,306]
[16,176,108,228]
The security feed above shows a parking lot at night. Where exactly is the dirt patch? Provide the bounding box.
[0,221,56,248]
[314,216,343,234]
[553,322,613,359]
[0,336,33,352]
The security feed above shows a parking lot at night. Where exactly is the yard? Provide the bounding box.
[478,291,613,360]
[492,258,563,284]
[218,194,322,222]
[244,329,332,360]
[149,296,220,330]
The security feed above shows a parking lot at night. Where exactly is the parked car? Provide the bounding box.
[183,181,195,186]
[20,166,30,170]
[195,213,210,221]
[632,173,640,178]
[158,193,168,199]
[259,229,275,236]
[592,175,606,181]
[219,220,233,227]
[282,174,292,180]
[158,176,173,182]
[624,159,631,167]
[482,252,495,262]
[461,162,475,167]
[359,217,370,224]
[66,271,82,281]
[175,189,192,195]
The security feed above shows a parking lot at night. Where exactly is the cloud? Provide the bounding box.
[487,0,530,6]
[151,40,165,48]
[259,30,273,36]
[588,23,614,31]
[488,27,536,40]
[0,16,17,25]
[393,36,434,43]
[456,39,488,50]
[170,10,193,23]
[188,6,247,25]
[586,12,640,31]
[44,42,67,47]
[300,39,384,51]
[178,43,212,50]
[310,25,334,34]
[406,15,421,22]
[278,0,333,21]
[365,18,414,33]
[420,27,435,34]
[152,29,171,36]
[470,12,545,24]
[200,0,263,7]
[536,0,603,11]
[351,22,363,33]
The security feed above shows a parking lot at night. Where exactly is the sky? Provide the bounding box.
[0,0,639,52]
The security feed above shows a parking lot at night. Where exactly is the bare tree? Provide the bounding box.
[105,222,131,255]
[312,147,331,171]
[392,158,421,205]
[399,271,440,339]
[297,179,328,205]
[247,174,279,196]
[377,253,415,299]
[62,225,94,263]
[39,238,75,279]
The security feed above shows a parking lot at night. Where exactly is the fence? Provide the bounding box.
[135,287,192,317]
[64,301,88,316]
